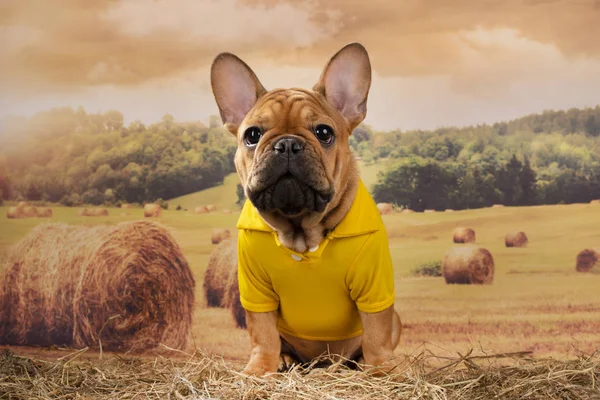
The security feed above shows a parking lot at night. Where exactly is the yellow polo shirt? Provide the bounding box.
[236,180,395,341]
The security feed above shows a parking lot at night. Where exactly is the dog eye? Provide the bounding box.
[314,124,334,144]
[243,127,262,147]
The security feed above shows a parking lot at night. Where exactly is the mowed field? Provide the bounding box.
[0,200,599,364]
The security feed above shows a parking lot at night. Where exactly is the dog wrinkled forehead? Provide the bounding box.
[241,88,341,134]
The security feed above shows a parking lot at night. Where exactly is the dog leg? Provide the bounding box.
[241,310,281,376]
[358,305,401,376]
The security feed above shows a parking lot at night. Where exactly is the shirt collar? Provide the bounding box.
[236,179,382,238]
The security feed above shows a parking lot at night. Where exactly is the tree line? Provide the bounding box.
[0,107,237,206]
[356,106,600,211]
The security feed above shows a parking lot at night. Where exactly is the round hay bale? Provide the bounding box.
[144,204,162,218]
[591,199,600,205]
[505,231,529,247]
[424,209,436,213]
[445,209,455,213]
[452,227,476,244]
[224,267,246,329]
[492,204,504,208]
[17,201,30,208]
[21,206,38,218]
[120,204,133,209]
[206,204,217,213]
[36,207,53,218]
[6,207,25,219]
[222,209,232,215]
[0,220,195,352]
[376,203,393,215]
[575,248,600,272]
[442,246,495,285]
[401,209,415,214]
[211,228,231,245]
[120,212,131,216]
[203,239,236,307]
[194,206,209,214]
[76,208,87,216]
[85,208,109,217]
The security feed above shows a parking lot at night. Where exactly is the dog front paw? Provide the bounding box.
[241,355,280,377]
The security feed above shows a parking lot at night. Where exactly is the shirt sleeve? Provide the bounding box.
[346,229,395,313]
[237,230,280,312]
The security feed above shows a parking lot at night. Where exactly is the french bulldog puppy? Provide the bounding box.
[210,43,401,376]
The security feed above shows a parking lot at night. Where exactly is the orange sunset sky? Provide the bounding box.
[1,0,600,131]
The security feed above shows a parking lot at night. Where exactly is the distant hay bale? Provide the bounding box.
[492,204,504,208]
[445,209,455,213]
[591,199,600,205]
[452,227,476,244]
[442,246,495,285]
[203,239,236,308]
[6,207,25,219]
[194,206,209,214]
[575,248,600,272]
[144,204,162,218]
[401,209,415,214]
[224,267,246,329]
[222,209,232,215]
[84,208,109,217]
[206,204,217,212]
[21,206,38,218]
[424,209,436,213]
[17,201,30,208]
[376,203,393,215]
[211,228,231,245]
[120,204,133,209]
[505,231,529,247]
[120,212,131,216]
[36,207,53,218]
[76,208,87,216]
[0,221,195,352]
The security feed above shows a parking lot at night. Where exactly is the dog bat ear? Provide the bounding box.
[313,43,372,131]
[210,53,267,135]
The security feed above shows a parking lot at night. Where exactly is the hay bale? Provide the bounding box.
[505,231,529,247]
[120,212,131,216]
[492,204,504,208]
[452,227,476,244]
[194,206,209,214]
[203,239,236,307]
[17,201,30,208]
[206,204,217,212]
[376,203,393,215]
[401,209,415,214]
[222,209,232,215]
[0,220,195,352]
[120,204,133,209]
[36,207,53,218]
[442,246,495,285]
[211,228,231,245]
[6,207,25,219]
[445,209,455,213]
[144,204,162,218]
[84,208,109,217]
[575,248,600,272]
[21,206,38,218]
[424,209,436,213]
[224,267,246,329]
[591,199,600,205]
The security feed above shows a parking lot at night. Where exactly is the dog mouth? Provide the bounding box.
[248,173,333,216]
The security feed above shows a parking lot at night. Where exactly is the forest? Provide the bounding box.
[0,105,599,210]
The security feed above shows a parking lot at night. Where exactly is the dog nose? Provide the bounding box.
[273,137,304,154]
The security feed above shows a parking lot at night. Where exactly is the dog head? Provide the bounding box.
[210,43,371,251]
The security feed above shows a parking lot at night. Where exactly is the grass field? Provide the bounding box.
[1,200,599,365]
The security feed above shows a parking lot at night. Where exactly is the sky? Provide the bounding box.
[1,0,600,131]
